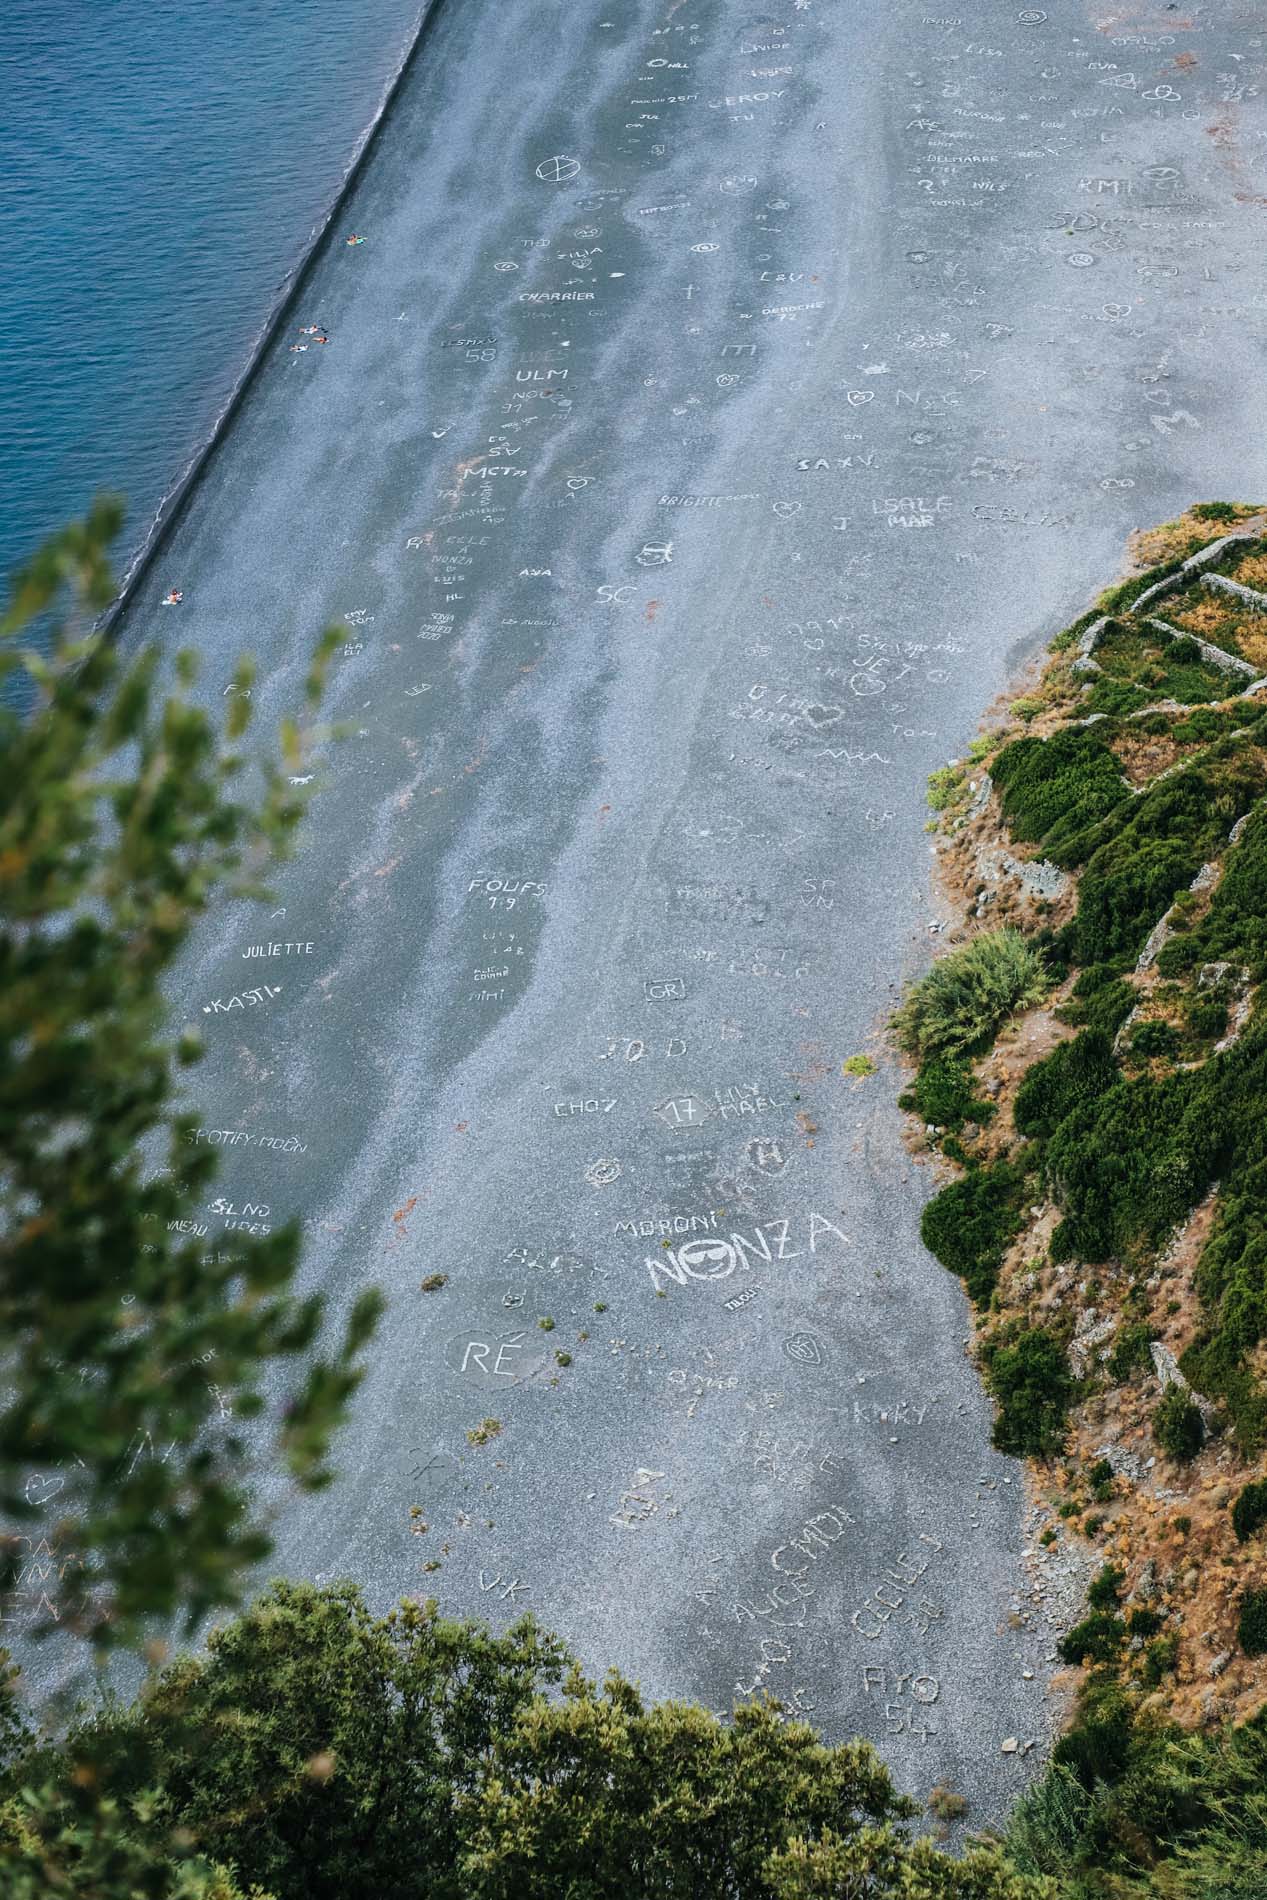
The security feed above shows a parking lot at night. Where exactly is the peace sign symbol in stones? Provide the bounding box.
[535,154,581,182]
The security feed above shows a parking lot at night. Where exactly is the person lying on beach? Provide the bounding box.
[345,233,365,245]
[161,589,183,606]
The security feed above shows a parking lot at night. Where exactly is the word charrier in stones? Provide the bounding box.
[242,941,315,958]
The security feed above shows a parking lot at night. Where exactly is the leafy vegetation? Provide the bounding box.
[1006,1689,1267,1898]
[0,1581,1043,1900]
[989,728,1129,866]
[0,503,380,1648]
[1232,1477,1267,1544]
[1153,1385,1206,1462]
[1238,1589,1267,1657]
[1083,620,1238,712]
[1013,1032,1117,1142]
[898,1054,992,1131]
[920,1159,1027,1305]
[981,1327,1073,1459]
[892,928,1050,1062]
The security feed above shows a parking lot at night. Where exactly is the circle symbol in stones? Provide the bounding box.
[536,154,581,182]
[782,1331,825,1367]
[1066,252,1096,268]
[1017,8,1048,21]
[691,242,721,253]
[493,261,519,271]
[585,1156,622,1187]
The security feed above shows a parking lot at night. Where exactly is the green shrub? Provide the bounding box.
[1088,1456,1116,1501]
[1191,501,1240,522]
[1186,993,1229,1042]
[1070,753,1266,966]
[1237,1588,1267,1655]
[1108,1323,1155,1383]
[920,1161,1025,1305]
[1167,634,1203,665]
[1014,1030,1118,1140]
[982,1326,1073,1458]
[1098,556,1189,615]
[1087,1564,1125,1611]
[1232,1477,1267,1544]
[990,727,1129,865]
[898,1055,992,1131]
[1045,1065,1214,1264]
[1175,804,1267,980]
[1085,677,1149,717]
[1058,964,1137,1038]
[1049,1681,1136,1785]
[892,928,1050,1062]
[1141,1632,1180,1686]
[1126,1607,1163,1640]
[1059,1613,1126,1665]
[1129,1019,1180,1061]
[1153,1385,1205,1462]
[927,763,968,811]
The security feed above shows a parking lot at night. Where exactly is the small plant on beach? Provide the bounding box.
[842,1053,877,1078]
[928,1785,969,1822]
[466,1418,502,1447]
[892,928,1050,1063]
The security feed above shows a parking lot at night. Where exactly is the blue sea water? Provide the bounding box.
[0,0,426,595]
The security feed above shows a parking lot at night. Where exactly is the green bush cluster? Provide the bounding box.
[892,928,1051,1062]
[1161,803,1267,981]
[1067,752,1263,965]
[990,727,1129,865]
[0,1581,1044,1900]
[1086,1564,1124,1610]
[1128,1018,1179,1061]
[1238,1588,1267,1656]
[1056,963,1136,1038]
[897,1055,992,1131]
[1006,1685,1267,1895]
[1087,622,1237,709]
[920,1160,1026,1305]
[1232,1477,1267,1543]
[1153,1385,1206,1463]
[981,1326,1073,1458]
[1107,1322,1155,1383]
[1014,1031,1117,1141]
[1058,1613,1125,1666]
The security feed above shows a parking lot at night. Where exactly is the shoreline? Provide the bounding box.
[103,0,448,636]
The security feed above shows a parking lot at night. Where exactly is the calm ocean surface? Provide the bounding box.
[0,0,426,594]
